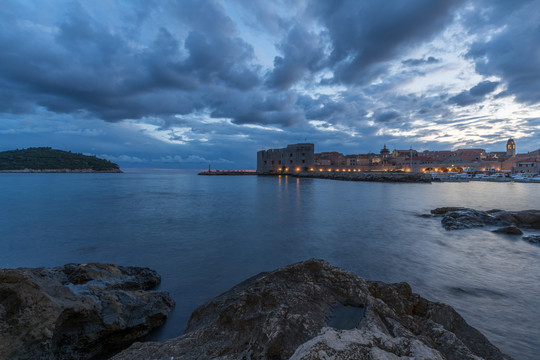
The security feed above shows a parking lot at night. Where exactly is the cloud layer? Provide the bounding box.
[0,0,539,168]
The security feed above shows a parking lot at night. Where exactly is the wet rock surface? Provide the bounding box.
[114,259,511,360]
[0,263,174,360]
[431,208,540,231]
[523,235,540,244]
[492,226,523,235]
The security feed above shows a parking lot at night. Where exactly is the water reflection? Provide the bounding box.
[0,174,538,359]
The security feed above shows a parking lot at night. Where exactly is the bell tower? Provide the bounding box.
[506,138,516,157]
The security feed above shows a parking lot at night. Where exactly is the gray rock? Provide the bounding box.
[0,263,175,360]
[113,259,511,360]
[523,235,540,244]
[492,226,523,235]
[431,207,467,215]
[440,209,496,230]
[432,208,540,231]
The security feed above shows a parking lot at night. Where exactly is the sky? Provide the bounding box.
[1,0,539,169]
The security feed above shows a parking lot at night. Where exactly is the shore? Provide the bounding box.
[199,170,432,182]
[0,168,123,173]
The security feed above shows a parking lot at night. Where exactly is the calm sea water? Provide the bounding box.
[1,172,539,359]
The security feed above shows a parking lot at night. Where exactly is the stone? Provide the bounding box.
[431,208,540,231]
[523,235,540,244]
[440,209,496,230]
[431,207,467,215]
[0,263,175,360]
[113,259,511,360]
[513,210,540,229]
[492,226,523,235]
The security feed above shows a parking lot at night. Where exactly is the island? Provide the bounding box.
[0,147,122,173]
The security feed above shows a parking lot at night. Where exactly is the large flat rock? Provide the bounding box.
[0,263,174,359]
[114,259,511,360]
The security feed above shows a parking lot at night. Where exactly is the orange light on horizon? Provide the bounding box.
[295,167,300,172]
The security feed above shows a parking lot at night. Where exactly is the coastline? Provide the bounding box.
[199,170,432,182]
[0,168,123,173]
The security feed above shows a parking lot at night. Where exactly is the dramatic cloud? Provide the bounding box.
[402,57,441,66]
[449,80,499,106]
[0,0,539,168]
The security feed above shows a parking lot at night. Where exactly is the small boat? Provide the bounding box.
[512,174,533,182]
[486,173,512,182]
[471,173,489,181]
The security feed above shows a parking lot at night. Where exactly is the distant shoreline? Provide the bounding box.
[198,171,432,182]
[0,168,123,173]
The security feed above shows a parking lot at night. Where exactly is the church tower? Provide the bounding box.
[506,138,516,157]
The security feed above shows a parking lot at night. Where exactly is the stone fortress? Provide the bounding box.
[257,139,540,175]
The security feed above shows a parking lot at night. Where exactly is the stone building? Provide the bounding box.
[257,138,538,174]
[257,143,314,173]
[506,138,516,157]
[513,160,540,174]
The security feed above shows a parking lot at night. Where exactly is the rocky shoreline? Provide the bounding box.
[429,207,540,243]
[0,263,174,359]
[295,171,432,182]
[114,259,510,360]
[0,168,123,173]
[198,171,432,182]
[1,260,514,359]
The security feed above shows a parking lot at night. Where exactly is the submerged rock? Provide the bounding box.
[114,259,511,360]
[492,226,524,235]
[0,263,174,360]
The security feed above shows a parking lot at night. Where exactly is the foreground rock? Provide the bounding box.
[114,259,511,360]
[0,263,174,360]
[523,235,540,244]
[431,207,540,230]
[492,226,523,235]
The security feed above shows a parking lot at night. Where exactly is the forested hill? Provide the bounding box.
[0,147,121,172]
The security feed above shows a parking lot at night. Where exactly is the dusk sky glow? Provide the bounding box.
[1,0,539,169]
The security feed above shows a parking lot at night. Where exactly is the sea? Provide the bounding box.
[1,171,539,360]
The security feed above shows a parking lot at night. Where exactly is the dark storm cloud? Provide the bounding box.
[402,56,441,66]
[465,0,540,104]
[0,0,260,122]
[266,25,327,89]
[449,80,499,106]
[375,111,401,123]
[310,0,465,85]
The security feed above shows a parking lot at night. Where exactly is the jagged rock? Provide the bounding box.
[0,263,175,360]
[113,259,511,360]
[512,210,540,229]
[440,209,497,230]
[432,208,540,231]
[492,226,523,235]
[431,207,467,215]
[523,235,540,244]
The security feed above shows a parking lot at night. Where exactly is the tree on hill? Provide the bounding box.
[0,147,121,171]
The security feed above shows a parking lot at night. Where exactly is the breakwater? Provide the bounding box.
[266,171,432,182]
[199,170,431,182]
[198,170,257,175]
